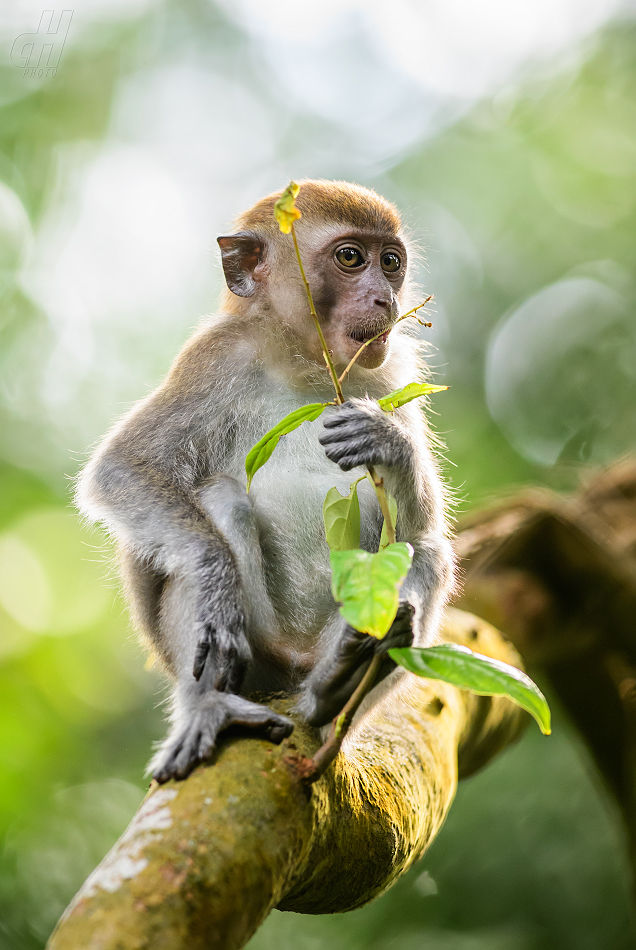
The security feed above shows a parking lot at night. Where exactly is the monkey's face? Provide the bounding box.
[217,224,408,373]
[305,229,407,371]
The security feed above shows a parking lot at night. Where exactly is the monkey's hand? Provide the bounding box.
[319,398,413,473]
[192,617,252,693]
[151,693,294,784]
[303,603,414,727]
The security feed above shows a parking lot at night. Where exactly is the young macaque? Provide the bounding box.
[77,180,455,783]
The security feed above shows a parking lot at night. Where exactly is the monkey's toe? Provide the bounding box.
[265,720,294,743]
[228,701,294,744]
[151,726,206,784]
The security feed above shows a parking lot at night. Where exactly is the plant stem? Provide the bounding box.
[304,653,383,783]
[337,296,434,384]
[367,467,396,545]
[291,223,345,405]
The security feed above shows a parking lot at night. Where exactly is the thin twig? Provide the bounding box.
[338,296,434,384]
[291,223,345,405]
[304,654,383,783]
[367,467,396,545]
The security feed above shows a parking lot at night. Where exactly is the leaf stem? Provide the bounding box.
[304,653,383,783]
[291,223,345,405]
[337,296,434,384]
[367,467,396,545]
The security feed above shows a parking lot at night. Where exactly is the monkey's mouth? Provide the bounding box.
[349,328,391,346]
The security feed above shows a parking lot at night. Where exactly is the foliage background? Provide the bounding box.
[1,1,636,947]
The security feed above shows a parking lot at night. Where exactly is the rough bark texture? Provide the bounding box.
[47,608,527,950]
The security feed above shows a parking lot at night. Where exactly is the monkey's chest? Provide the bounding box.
[247,421,381,637]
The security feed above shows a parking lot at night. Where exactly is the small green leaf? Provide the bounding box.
[323,481,361,552]
[379,492,398,550]
[246,403,328,490]
[378,381,448,412]
[330,542,413,639]
[274,181,302,234]
[389,643,551,735]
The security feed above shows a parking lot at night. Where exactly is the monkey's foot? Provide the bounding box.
[151,693,294,784]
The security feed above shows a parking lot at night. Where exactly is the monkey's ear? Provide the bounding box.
[217,231,264,298]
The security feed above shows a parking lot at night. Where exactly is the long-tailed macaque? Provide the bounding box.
[77,180,455,783]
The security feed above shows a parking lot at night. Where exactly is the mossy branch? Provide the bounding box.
[47,609,526,950]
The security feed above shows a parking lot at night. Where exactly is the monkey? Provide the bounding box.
[76,179,455,784]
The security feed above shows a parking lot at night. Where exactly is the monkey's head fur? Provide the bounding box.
[217,180,419,383]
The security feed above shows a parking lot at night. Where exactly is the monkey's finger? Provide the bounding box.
[198,727,220,761]
[173,732,205,780]
[321,436,361,455]
[377,625,414,652]
[225,639,251,694]
[324,451,369,472]
[321,433,375,453]
[212,645,249,694]
[320,414,372,434]
[319,431,370,450]
[322,402,364,423]
[391,602,415,628]
[377,605,415,654]
[193,627,213,680]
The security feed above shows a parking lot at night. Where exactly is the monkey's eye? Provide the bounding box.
[336,247,365,268]
[381,252,401,274]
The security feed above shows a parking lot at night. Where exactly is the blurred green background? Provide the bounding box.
[1,1,636,947]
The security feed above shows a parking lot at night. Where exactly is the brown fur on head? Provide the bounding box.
[217,180,413,376]
[236,179,402,236]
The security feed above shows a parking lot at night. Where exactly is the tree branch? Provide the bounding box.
[454,457,636,883]
[47,608,527,950]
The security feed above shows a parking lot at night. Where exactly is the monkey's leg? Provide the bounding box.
[151,477,293,784]
[196,476,279,645]
[151,583,293,783]
[296,603,414,727]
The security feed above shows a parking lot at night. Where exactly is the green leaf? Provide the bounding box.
[245,403,329,490]
[274,181,302,234]
[378,381,448,412]
[330,542,413,639]
[379,491,398,550]
[388,642,551,735]
[323,481,361,552]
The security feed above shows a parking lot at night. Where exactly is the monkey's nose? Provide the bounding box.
[374,298,391,309]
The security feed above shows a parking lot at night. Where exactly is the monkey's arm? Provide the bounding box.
[78,424,293,783]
